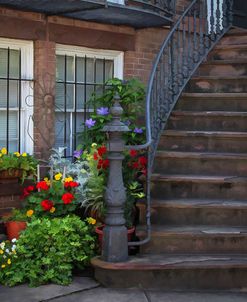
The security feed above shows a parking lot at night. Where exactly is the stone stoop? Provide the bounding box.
[92,27,247,290]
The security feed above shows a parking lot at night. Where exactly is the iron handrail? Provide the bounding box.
[128,0,233,246]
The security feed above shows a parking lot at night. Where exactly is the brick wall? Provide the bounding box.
[124,27,169,84]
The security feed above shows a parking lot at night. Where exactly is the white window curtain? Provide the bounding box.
[207,0,224,33]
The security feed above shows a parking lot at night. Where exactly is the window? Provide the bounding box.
[55,45,123,157]
[0,39,33,154]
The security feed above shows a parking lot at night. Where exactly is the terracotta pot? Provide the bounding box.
[95,225,135,250]
[5,221,27,240]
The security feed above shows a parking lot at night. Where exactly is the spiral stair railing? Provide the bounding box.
[128,0,234,246]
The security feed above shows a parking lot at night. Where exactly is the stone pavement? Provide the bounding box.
[1,277,247,302]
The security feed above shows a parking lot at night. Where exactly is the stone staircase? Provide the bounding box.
[93,28,247,290]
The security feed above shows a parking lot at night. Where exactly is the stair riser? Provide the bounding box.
[159,135,247,153]
[139,234,247,254]
[153,157,247,176]
[94,268,247,289]
[218,35,247,45]
[176,98,247,111]
[168,115,247,132]
[195,64,247,77]
[208,48,247,60]
[186,78,247,93]
[138,204,247,226]
[151,181,247,200]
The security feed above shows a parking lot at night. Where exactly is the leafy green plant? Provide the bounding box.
[0,239,17,280]
[0,147,38,182]
[3,208,29,222]
[0,215,96,287]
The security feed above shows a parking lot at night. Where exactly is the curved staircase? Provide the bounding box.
[93,27,247,290]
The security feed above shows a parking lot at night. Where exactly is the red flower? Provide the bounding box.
[27,185,35,192]
[64,181,79,188]
[141,168,147,176]
[97,159,104,170]
[97,146,107,157]
[41,199,54,211]
[102,159,109,169]
[129,150,138,157]
[36,181,49,191]
[132,162,139,169]
[138,156,147,167]
[62,192,75,204]
[93,152,99,161]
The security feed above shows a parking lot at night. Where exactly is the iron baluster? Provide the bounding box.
[64,55,67,158]
[6,48,10,152]
[216,0,221,35]
[18,49,22,153]
[210,0,216,40]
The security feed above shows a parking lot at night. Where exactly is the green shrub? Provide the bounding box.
[0,215,96,287]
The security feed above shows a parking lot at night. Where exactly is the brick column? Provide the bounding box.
[34,40,56,160]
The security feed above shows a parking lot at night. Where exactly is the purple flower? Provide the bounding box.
[134,127,143,134]
[73,149,83,159]
[85,118,96,128]
[97,107,109,116]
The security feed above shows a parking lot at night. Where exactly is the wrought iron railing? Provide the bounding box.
[128,0,234,246]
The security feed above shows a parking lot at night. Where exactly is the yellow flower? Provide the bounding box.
[64,176,73,183]
[1,264,6,269]
[91,143,97,148]
[0,153,2,158]
[12,250,16,255]
[50,207,56,213]
[54,173,62,181]
[14,152,20,157]
[1,148,7,155]
[7,259,11,265]
[0,249,3,254]
[86,217,96,225]
[22,152,27,157]
[44,177,51,185]
[26,209,34,217]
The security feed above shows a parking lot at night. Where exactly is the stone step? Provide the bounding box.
[208,44,247,60]
[92,254,247,289]
[151,174,247,200]
[154,151,247,176]
[177,93,247,111]
[195,61,247,77]
[218,30,247,45]
[138,199,247,226]
[138,225,247,254]
[186,76,247,93]
[167,111,247,132]
[159,130,247,153]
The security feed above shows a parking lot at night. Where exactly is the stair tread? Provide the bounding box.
[202,59,247,65]
[149,199,247,208]
[163,130,247,138]
[171,111,247,117]
[156,150,247,160]
[181,92,247,98]
[152,174,247,183]
[138,225,247,236]
[92,254,247,270]
[191,75,247,80]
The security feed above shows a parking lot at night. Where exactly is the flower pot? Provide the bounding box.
[5,221,27,240]
[95,225,135,250]
[0,169,23,184]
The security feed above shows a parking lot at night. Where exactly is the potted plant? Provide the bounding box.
[20,173,80,218]
[0,148,38,183]
[3,208,31,240]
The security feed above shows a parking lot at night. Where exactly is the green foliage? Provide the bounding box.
[78,78,146,150]
[3,208,29,222]
[0,216,96,287]
[0,239,17,280]
[0,148,38,182]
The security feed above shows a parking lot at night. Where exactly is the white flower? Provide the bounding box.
[11,245,17,251]
[11,238,17,243]
[3,255,6,259]
[5,249,10,254]
[0,242,5,249]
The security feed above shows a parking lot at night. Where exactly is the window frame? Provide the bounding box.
[55,44,124,156]
[0,38,33,154]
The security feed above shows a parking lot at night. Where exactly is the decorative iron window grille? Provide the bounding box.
[0,41,33,153]
[55,47,123,157]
